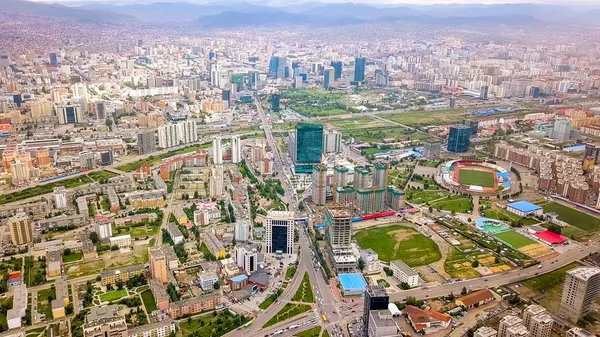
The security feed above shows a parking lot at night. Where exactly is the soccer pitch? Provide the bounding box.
[457,168,495,188]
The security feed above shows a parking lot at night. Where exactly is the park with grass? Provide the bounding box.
[0,170,116,205]
[541,202,600,233]
[116,142,211,172]
[457,168,496,188]
[355,224,441,266]
[292,272,315,303]
[99,289,127,302]
[140,290,157,313]
[179,310,250,337]
[282,89,348,117]
[263,303,312,328]
[429,195,473,213]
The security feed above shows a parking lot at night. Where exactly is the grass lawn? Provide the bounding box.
[494,231,535,249]
[0,170,117,205]
[25,327,46,337]
[292,272,314,303]
[524,262,581,292]
[430,196,473,213]
[263,303,312,328]
[116,142,211,172]
[285,266,297,280]
[63,252,82,263]
[99,289,127,302]
[140,290,157,312]
[259,289,282,310]
[323,330,330,337]
[481,209,539,226]
[457,168,495,188]
[38,288,56,320]
[295,327,321,337]
[407,190,449,204]
[179,310,248,336]
[542,202,600,233]
[354,224,441,266]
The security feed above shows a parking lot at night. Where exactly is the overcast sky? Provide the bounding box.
[30,0,600,5]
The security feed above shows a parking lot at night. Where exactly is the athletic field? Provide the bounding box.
[457,168,495,188]
[494,231,535,249]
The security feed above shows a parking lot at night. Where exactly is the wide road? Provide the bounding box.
[390,244,598,302]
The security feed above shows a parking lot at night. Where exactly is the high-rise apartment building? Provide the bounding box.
[560,267,600,322]
[423,140,441,158]
[157,121,197,149]
[325,203,356,272]
[54,186,68,209]
[498,315,527,337]
[137,130,156,155]
[149,247,168,284]
[265,211,295,255]
[209,166,223,198]
[8,213,32,246]
[323,130,342,153]
[231,135,242,163]
[552,119,572,142]
[212,137,223,164]
[523,305,552,337]
[447,125,471,153]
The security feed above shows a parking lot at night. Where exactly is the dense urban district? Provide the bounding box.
[3,3,600,337]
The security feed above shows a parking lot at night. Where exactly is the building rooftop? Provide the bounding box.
[390,259,418,277]
[457,289,495,307]
[507,201,542,213]
[327,203,352,218]
[339,273,367,290]
[568,267,600,281]
[86,305,120,323]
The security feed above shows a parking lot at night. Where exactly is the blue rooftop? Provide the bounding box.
[507,201,542,213]
[563,144,586,152]
[230,274,248,282]
[339,273,367,290]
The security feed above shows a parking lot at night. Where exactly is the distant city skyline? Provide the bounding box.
[27,0,600,6]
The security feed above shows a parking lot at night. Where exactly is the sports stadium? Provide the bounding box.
[440,160,511,195]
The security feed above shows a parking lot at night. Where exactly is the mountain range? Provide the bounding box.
[4,0,600,27]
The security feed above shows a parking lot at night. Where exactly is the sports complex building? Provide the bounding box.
[339,273,367,296]
[440,160,511,196]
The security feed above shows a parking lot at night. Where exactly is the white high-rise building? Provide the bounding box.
[53,186,68,210]
[177,120,198,144]
[10,161,30,182]
[560,267,600,322]
[158,123,178,149]
[265,211,295,255]
[235,222,249,242]
[523,305,552,337]
[209,166,223,198]
[96,220,112,240]
[323,129,342,153]
[235,244,258,273]
[231,135,242,163]
[72,83,88,112]
[212,137,223,164]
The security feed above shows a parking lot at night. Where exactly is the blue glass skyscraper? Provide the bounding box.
[271,94,280,112]
[268,57,280,78]
[331,61,342,80]
[49,53,58,67]
[354,57,366,82]
[291,123,323,174]
[447,125,471,153]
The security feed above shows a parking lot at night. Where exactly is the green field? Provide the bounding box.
[263,303,312,328]
[179,310,249,336]
[38,288,56,320]
[524,262,580,292]
[63,252,82,263]
[99,289,127,302]
[140,290,156,312]
[295,327,322,337]
[542,202,600,233]
[116,142,211,172]
[494,231,535,249]
[292,272,314,303]
[354,225,441,266]
[0,170,117,205]
[457,168,495,188]
[407,190,449,204]
[430,196,473,213]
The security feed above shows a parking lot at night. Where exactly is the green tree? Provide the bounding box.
[471,260,480,268]
[461,287,467,295]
